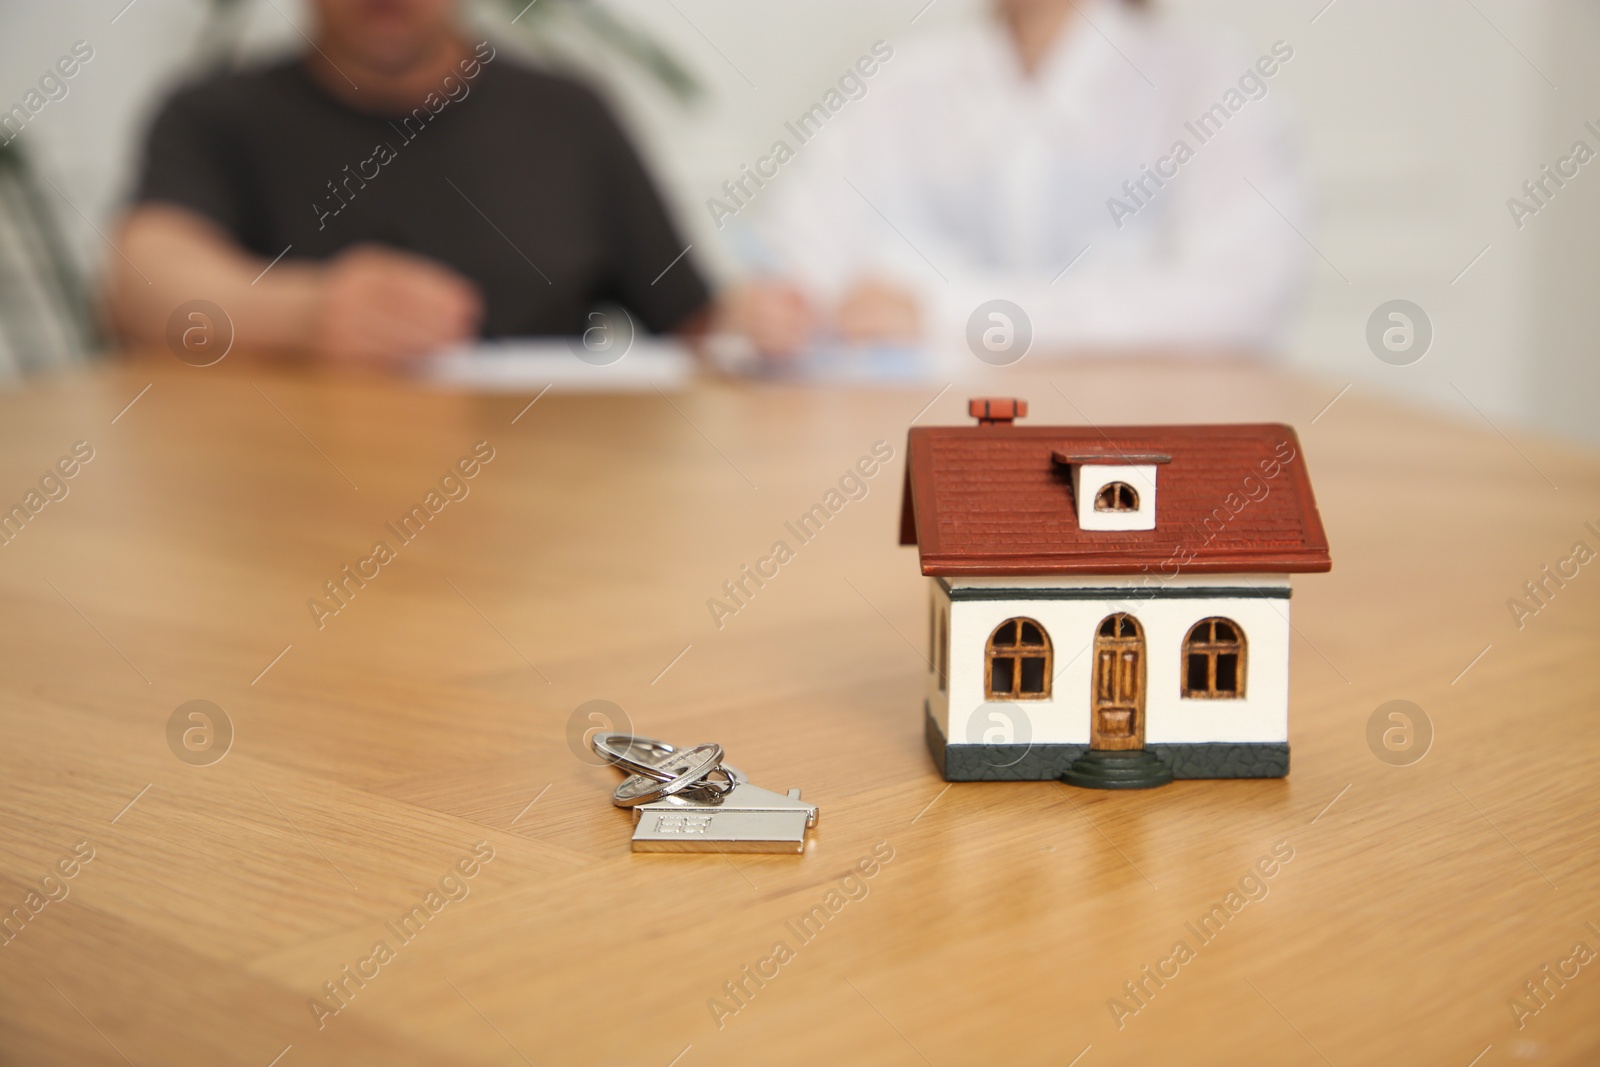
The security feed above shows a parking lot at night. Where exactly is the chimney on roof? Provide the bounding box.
[969,397,1027,426]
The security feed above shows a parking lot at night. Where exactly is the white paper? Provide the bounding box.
[420,338,697,392]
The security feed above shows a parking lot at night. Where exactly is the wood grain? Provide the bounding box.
[0,356,1596,1066]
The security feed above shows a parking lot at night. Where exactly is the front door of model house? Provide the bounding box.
[1091,614,1145,750]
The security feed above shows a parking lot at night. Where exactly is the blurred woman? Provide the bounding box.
[726,0,1309,360]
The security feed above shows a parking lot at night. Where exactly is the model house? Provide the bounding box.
[900,398,1332,789]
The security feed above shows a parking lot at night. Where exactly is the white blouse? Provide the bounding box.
[749,0,1311,356]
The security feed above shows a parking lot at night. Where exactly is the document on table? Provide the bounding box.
[420,339,697,392]
[419,336,956,392]
[705,335,953,385]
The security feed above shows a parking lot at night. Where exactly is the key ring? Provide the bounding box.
[591,732,684,782]
[610,743,732,807]
[614,764,740,807]
[592,732,747,789]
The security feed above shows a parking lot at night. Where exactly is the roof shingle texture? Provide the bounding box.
[900,423,1332,576]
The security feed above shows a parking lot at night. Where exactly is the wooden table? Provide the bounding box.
[0,357,1596,1066]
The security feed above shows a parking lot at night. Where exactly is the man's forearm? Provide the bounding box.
[107,205,322,354]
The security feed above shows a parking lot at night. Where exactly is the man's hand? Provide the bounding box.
[836,279,922,346]
[721,280,816,358]
[311,245,482,366]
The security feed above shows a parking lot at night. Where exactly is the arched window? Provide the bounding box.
[1183,618,1246,698]
[927,595,950,692]
[986,618,1051,699]
[1099,613,1140,640]
[937,607,949,692]
[1095,482,1139,512]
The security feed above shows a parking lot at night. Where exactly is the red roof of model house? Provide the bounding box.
[900,401,1332,576]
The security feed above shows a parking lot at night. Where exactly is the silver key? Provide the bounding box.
[591,731,818,851]
[590,732,684,782]
[593,732,746,789]
[610,743,727,806]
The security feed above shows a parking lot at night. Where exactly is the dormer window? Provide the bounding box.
[1095,482,1139,512]
[1054,449,1171,532]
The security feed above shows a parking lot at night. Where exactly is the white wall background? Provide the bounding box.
[2,0,1595,442]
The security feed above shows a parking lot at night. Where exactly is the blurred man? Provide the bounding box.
[108,0,709,366]
[727,0,1308,359]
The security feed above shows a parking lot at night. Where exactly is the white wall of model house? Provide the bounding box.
[929,575,1292,748]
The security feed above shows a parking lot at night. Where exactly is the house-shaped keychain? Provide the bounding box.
[900,398,1332,789]
[631,782,818,853]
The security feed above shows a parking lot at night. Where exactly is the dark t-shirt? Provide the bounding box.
[133,47,709,337]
